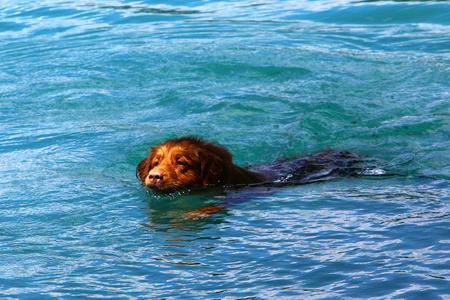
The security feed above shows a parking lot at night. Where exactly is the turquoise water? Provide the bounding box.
[1,0,449,299]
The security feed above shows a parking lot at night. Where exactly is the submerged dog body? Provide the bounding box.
[137,137,364,194]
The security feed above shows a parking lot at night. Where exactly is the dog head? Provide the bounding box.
[136,137,234,193]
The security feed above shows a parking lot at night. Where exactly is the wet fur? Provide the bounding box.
[136,137,266,194]
[137,136,363,194]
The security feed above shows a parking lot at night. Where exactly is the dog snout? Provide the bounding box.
[148,171,164,184]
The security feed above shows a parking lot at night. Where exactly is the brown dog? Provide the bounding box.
[136,137,267,194]
[137,136,364,194]
[137,137,368,218]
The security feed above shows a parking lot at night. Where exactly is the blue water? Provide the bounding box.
[1,0,449,299]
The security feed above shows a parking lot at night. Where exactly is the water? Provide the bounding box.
[1,0,449,299]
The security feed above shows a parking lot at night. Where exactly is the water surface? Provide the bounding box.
[0,0,449,299]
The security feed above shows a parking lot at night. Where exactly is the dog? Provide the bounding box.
[137,136,365,195]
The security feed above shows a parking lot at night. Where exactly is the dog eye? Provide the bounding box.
[153,161,159,167]
[177,161,186,166]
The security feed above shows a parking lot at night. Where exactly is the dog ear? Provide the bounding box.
[136,157,151,182]
[199,150,225,185]
[198,143,233,185]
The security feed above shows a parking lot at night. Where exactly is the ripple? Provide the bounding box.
[1,0,449,299]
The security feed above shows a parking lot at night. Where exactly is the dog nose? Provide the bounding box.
[148,171,163,184]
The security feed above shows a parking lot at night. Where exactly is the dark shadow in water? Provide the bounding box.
[140,185,283,234]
